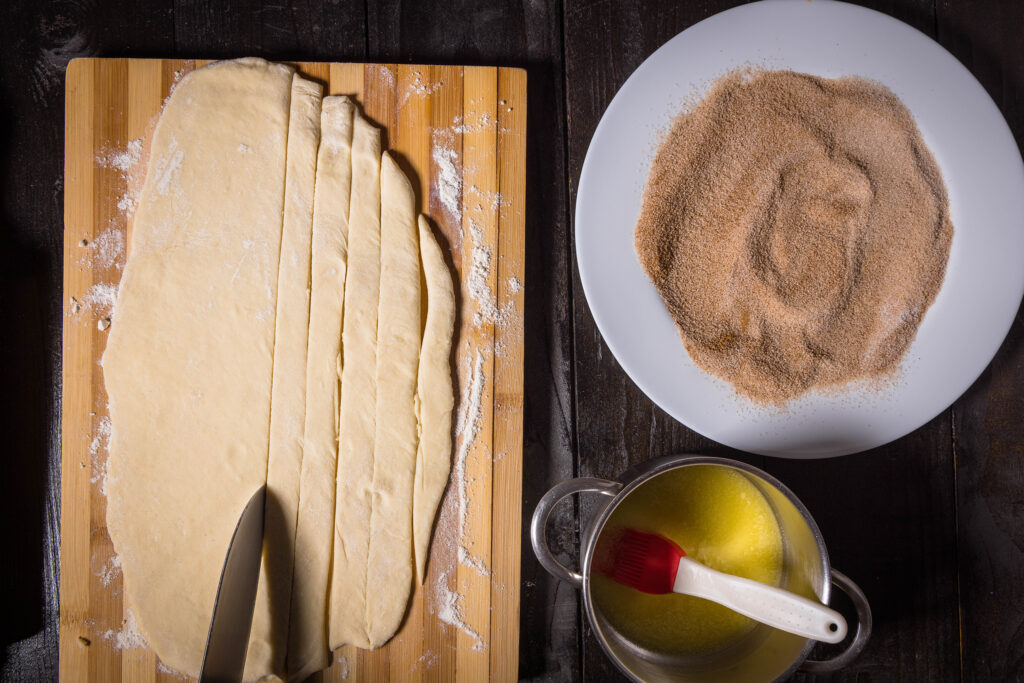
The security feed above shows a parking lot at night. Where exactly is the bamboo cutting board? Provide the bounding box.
[61,59,525,682]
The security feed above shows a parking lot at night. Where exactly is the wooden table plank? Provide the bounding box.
[937,1,1024,679]
[777,425,960,682]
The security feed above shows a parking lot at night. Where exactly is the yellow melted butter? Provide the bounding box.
[590,465,783,656]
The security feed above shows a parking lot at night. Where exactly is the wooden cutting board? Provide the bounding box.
[61,59,525,682]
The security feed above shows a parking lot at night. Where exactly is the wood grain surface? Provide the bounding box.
[4,1,1024,682]
[59,58,525,682]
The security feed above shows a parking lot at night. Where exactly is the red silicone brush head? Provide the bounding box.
[604,529,686,594]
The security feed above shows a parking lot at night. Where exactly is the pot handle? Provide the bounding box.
[799,569,872,673]
[530,477,623,588]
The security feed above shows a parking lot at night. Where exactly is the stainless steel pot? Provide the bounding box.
[531,455,871,682]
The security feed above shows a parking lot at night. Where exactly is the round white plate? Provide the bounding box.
[575,0,1024,458]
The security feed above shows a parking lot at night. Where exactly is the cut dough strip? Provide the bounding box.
[248,73,322,681]
[288,96,355,682]
[413,215,456,583]
[330,112,383,651]
[364,153,422,645]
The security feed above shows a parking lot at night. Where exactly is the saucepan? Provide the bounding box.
[530,455,871,682]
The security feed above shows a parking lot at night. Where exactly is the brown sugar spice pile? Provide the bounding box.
[635,70,953,404]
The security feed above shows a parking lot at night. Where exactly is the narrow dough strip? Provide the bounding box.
[413,215,456,583]
[246,73,322,680]
[364,153,422,645]
[102,58,293,679]
[329,113,382,651]
[288,96,355,681]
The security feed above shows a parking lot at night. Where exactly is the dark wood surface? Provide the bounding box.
[2,0,1022,680]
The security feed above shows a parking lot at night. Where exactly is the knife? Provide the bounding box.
[199,485,266,683]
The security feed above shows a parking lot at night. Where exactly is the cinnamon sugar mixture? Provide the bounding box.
[635,70,953,404]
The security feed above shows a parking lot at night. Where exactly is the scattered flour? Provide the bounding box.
[431,132,462,221]
[89,416,113,457]
[83,282,119,315]
[464,220,522,333]
[97,555,121,587]
[454,353,486,451]
[466,220,500,327]
[427,349,497,649]
[97,138,144,219]
[156,661,187,679]
[467,184,508,212]
[334,654,350,679]
[414,650,439,671]
[450,111,498,135]
[116,194,137,215]
[104,609,146,650]
[458,546,490,577]
[433,571,485,651]
[376,64,396,90]
[451,351,494,578]
[78,228,125,271]
[401,70,444,107]
[96,139,142,174]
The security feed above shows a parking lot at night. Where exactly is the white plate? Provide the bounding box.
[575,0,1024,458]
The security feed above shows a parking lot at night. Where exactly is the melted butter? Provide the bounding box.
[590,465,783,656]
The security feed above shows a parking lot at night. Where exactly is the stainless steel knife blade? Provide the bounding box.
[199,485,266,683]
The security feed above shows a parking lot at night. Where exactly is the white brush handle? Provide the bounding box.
[673,556,847,644]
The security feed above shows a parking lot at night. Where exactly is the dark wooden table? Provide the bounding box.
[3,1,1023,680]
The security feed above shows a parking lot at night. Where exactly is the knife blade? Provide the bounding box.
[199,485,266,683]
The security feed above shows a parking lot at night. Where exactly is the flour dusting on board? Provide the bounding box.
[89,416,112,457]
[97,555,122,587]
[450,110,504,135]
[467,183,508,212]
[401,70,445,108]
[431,130,462,224]
[334,654,350,679]
[467,220,498,326]
[376,64,395,90]
[428,349,492,647]
[412,650,439,674]
[157,661,188,679]
[458,546,490,577]
[97,139,143,174]
[454,351,486,534]
[434,570,485,650]
[76,228,125,271]
[83,282,119,316]
[96,138,144,220]
[104,609,146,650]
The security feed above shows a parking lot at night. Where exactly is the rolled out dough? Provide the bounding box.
[103,57,293,679]
[104,59,459,677]
[288,95,355,682]
[413,216,456,583]
[330,112,382,651]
